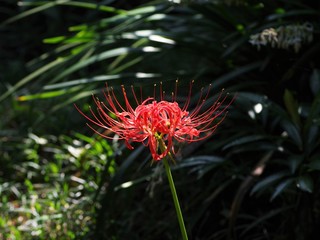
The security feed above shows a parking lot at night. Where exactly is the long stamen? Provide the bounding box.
[160,81,163,101]
[182,80,194,111]
[153,83,157,100]
[174,79,178,102]
[131,85,140,106]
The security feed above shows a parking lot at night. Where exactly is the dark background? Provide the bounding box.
[1,0,320,239]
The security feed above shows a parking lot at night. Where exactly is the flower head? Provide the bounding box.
[75,81,232,161]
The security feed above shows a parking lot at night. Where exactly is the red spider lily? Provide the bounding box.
[75,81,232,161]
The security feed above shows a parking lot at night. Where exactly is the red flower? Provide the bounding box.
[75,81,232,161]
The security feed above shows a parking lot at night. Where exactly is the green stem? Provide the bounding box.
[163,157,188,240]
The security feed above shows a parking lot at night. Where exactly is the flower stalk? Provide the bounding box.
[163,157,188,240]
[157,136,188,240]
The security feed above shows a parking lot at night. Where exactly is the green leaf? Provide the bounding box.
[1,2,57,25]
[17,88,80,101]
[43,36,66,44]
[2,0,125,26]
[222,135,267,150]
[178,156,224,177]
[24,179,34,192]
[267,9,318,21]
[275,8,286,14]
[270,178,294,201]
[283,89,301,126]
[179,156,224,167]
[305,91,320,130]
[251,171,289,195]
[304,125,319,155]
[240,205,294,236]
[51,47,155,83]
[296,175,313,193]
[281,120,302,149]
[213,62,263,88]
[237,92,268,103]
[59,1,125,14]
[49,163,59,174]
[308,157,320,171]
[288,155,303,174]
[310,69,320,96]
[0,58,65,102]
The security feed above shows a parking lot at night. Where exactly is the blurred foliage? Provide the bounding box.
[0,132,115,239]
[1,0,320,239]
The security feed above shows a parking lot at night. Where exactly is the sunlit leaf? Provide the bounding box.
[43,36,66,44]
